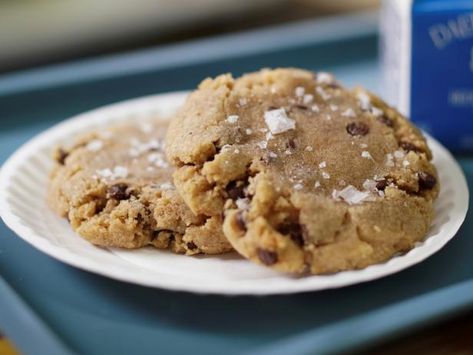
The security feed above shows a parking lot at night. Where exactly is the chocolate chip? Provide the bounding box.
[418,172,436,190]
[278,223,305,247]
[257,248,278,265]
[267,106,278,111]
[226,181,246,200]
[346,122,369,136]
[187,241,197,250]
[375,180,388,191]
[57,148,68,165]
[400,141,422,153]
[294,104,308,110]
[378,115,394,127]
[235,211,247,232]
[108,183,130,200]
[287,138,296,149]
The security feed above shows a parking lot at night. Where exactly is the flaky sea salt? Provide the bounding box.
[305,146,313,152]
[361,151,373,159]
[357,91,371,111]
[139,122,153,133]
[96,166,128,180]
[332,185,371,205]
[129,139,162,157]
[245,128,253,135]
[257,141,268,149]
[293,183,303,190]
[316,86,331,100]
[285,149,292,155]
[236,198,250,210]
[86,139,103,152]
[159,182,174,190]
[148,152,169,168]
[239,98,247,107]
[370,106,383,117]
[319,161,327,168]
[227,115,239,124]
[316,72,334,84]
[264,108,296,134]
[322,172,330,179]
[303,94,314,105]
[402,160,410,167]
[362,179,378,192]
[330,104,339,112]
[341,108,356,117]
[311,104,320,112]
[295,86,305,97]
[220,144,232,152]
[268,151,278,159]
[314,181,321,188]
[393,150,405,159]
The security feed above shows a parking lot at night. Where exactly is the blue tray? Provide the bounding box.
[1,12,473,355]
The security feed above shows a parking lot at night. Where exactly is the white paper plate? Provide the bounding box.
[0,92,469,295]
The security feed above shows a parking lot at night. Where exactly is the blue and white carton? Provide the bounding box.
[381,0,473,151]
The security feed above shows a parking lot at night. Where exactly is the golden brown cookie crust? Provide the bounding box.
[165,68,439,273]
[49,119,231,255]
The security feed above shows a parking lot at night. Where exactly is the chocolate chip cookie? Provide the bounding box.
[49,119,231,255]
[165,68,439,273]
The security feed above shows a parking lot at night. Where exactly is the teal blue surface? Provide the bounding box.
[1,13,472,355]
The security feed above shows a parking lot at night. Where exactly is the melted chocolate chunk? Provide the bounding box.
[278,223,305,247]
[375,180,388,191]
[378,115,394,127]
[294,104,308,110]
[57,148,68,165]
[108,183,130,200]
[226,181,246,200]
[287,138,296,149]
[400,141,422,153]
[235,211,247,232]
[187,241,197,250]
[418,172,437,190]
[257,248,278,265]
[346,122,369,136]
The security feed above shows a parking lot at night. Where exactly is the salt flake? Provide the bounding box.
[264,108,296,134]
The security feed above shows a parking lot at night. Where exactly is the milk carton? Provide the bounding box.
[381,0,473,151]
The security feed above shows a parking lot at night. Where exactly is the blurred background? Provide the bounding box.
[0,0,378,73]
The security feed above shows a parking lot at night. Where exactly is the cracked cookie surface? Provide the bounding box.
[49,119,231,255]
[165,68,439,273]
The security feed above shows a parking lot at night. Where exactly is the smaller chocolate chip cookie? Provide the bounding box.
[49,119,231,255]
[165,68,439,273]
